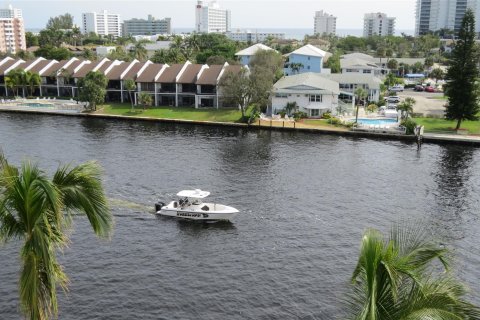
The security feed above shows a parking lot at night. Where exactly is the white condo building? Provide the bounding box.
[82,10,122,37]
[415,0,480,36]
[0,5,25,54]
[195,0,231,33]
[363,12,396,37]
[314,10,337,35]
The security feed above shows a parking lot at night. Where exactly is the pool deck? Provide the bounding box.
[0,104,479,146]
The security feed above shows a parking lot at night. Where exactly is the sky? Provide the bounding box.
[7,0,417,31]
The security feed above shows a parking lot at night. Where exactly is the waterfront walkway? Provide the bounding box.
[0,104,479,146]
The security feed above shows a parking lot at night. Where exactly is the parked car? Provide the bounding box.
[388,85,404,92]
[414,85,424,91]
[425,86,435,92]
[385,96,401,103]
[387,103,397,110]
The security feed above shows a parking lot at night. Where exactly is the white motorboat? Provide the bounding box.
[155,189,239,221]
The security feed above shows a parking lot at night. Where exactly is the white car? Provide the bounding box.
[389,85,404,92]
[385,96,401,103]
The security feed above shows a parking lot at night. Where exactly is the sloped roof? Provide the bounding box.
[273,72,339,95]
[136,64,163,82]
[196,65,224,85]
[28,60,52,73]
[340,58,380,69]
[289,44,327,58]
[0,59,22,74]
[235,43,275,56]
[105,61,128,80]
[122,62,145,80]
[341,53,376,61]
[71,61,95,78]
[41,60,66,76]
[157,64,183,83]
[177,64,203,84]
[322,73,382,89]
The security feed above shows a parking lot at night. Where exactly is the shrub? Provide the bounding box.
[366,104,378,113]
[328,117,342,125]
[322,112,332,119]
[293,111,308,121]
[279,111,286,118]
[401,118,417,135]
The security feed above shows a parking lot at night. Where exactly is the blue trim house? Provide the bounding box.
[284,44,327,76]
[235,43,276,66]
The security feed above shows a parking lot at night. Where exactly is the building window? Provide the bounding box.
[311,109,320,117]
[309,95,322,102]
[363,69,371,73]
[307,66,310,70]
[275,93,288,98]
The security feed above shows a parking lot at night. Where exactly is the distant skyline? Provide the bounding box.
[6,0,417,31]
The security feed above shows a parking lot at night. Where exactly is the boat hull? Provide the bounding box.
[156,202,239,221]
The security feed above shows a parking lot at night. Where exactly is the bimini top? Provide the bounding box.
[177,189,210,198]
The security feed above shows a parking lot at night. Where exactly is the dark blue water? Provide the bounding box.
[0,113,479,319]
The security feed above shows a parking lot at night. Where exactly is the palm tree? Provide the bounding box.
[347,223,480,320]
[131,42,148,61]
[124,79,136,110]
[397,97,416,120]
[139,92,153,110]
[24,71,41,96]
[354,87,367,124]
[289,62,304,74]
[0,152,112,320]
[6,69,24,97]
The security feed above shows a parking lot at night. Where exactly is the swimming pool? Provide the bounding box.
[19,103,55,108]
[351,118,398,126]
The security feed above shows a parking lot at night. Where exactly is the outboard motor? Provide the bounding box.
[155,202,165,212]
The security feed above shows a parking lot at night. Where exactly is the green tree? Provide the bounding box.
[289,62,304,74]
[397,97,416,119]
[130,42,148,61]
[5,69,23,96]
[46,13,74,30]
[385,72,398,89]
[354,87,368,123]
[78,71,108,111]
[348,223,480,319]
[445,9,480,130]
[107,46,132,62]
[124,79,136,110]
[23,71,41,96]
[38,29,65,47]
[16,50,35,60]
[387,58,398,70]
[25,32,39,47]
[430,68,444,83]
[218,68,251,119]
[325,52,341,73]
[138,92,153,110]
[82,48,96,61]
[0,152,112,320]
[34,46,72,60]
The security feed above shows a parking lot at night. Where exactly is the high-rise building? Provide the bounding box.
[0,5,25,54]
[195,1,231,33]
[314,10,337,35]
[415,0,480,36]
[363,12,396,37]
[82,10,122,37]
[123,15,171,35]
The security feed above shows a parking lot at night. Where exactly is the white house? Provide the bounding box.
[322,73,382,102]
[272,72,340,118]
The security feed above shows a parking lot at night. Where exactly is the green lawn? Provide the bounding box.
[302,119,348,130]
[413,117,480,134]
[98,103,244,122]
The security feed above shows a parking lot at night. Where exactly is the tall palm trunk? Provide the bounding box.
[456,118,462,130]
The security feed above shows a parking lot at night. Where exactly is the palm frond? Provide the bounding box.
[53,161,112,238]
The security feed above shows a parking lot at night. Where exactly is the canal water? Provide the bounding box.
[0,113,479,319]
